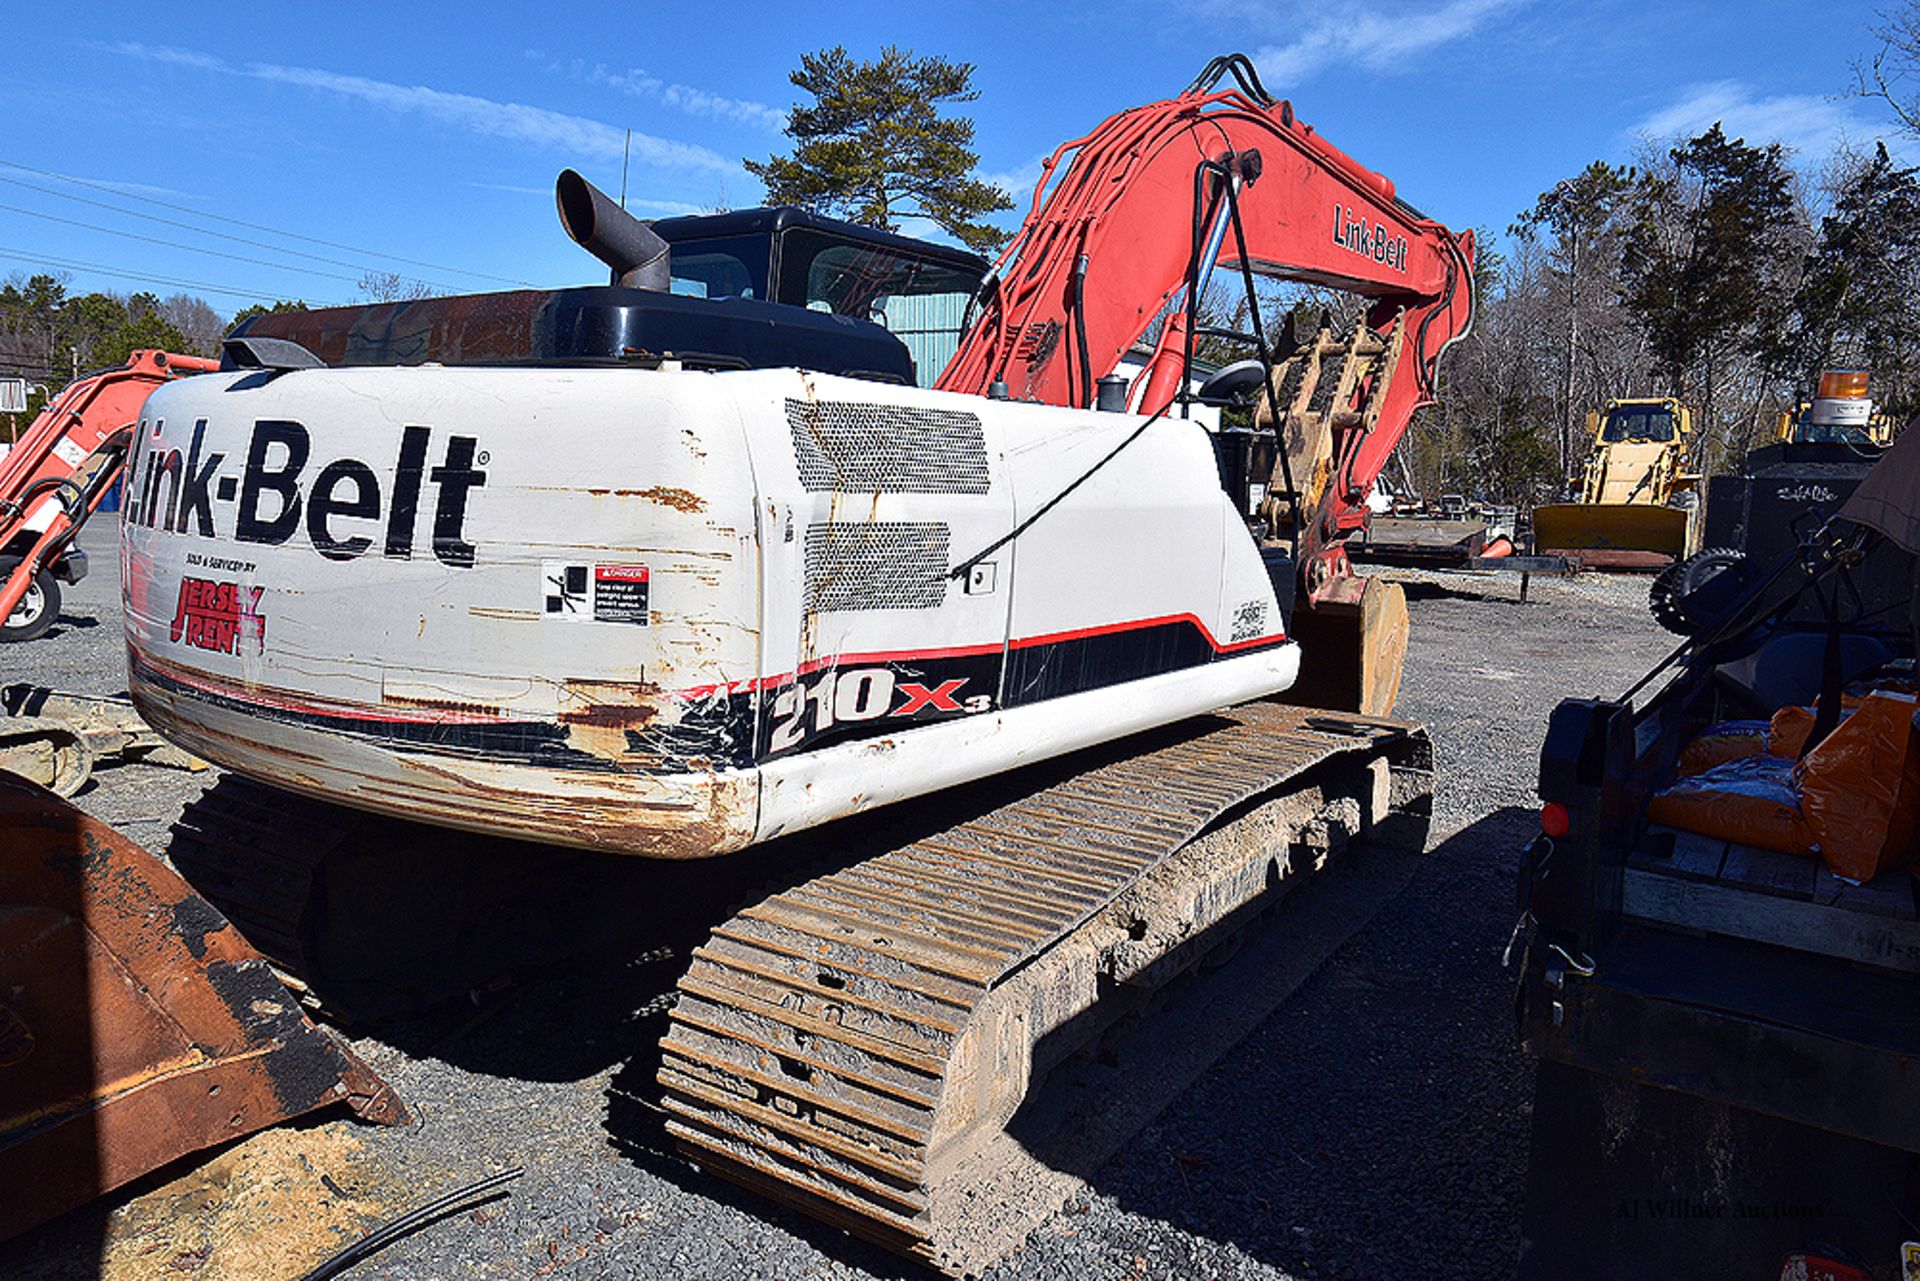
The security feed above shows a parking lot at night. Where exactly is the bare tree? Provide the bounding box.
[1855,2,1920,135]
[159,293,225,357]
[1511,162,1635,477]
[356,271,440,303]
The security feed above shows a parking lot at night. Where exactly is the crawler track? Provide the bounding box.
[659,703,1432,1272]
[165,706,1431,1270]
[168,775,349,1001]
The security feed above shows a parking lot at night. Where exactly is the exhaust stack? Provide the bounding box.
[556,169,671,292]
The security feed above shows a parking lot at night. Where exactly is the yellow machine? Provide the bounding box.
[1533,397,1700,570]
[1776,370,1896,446]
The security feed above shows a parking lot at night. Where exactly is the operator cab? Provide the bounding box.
[234,203,987,390]
[654,207,986,385]
[1599,401,1679,444]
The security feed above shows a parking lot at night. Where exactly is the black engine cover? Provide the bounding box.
[233,285,917,384]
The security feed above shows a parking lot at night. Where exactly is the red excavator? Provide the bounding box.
[1,349,218,641]
[941,53,1473,712]
[13,55,1473,1268]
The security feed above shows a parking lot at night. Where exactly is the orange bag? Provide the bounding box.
[1766,704,1854,759]
[1796,691,1920,882]
[1648,754,1811,857]
[1675,721,1772,776]
[1650,692,1920,880]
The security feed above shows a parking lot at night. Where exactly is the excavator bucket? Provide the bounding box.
[1533,501,1692,571]
[0,773,405,1243]
[1282,574,1411,717]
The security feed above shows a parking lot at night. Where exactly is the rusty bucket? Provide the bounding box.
[0,773,405,1243]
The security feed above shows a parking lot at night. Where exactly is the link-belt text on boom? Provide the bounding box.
[124,419,488,567]
[1331,203,1409,273]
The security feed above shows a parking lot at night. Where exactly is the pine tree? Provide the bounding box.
[746,46,1012,253]
[1778,143,1920,414]
[1619,125,1798,451]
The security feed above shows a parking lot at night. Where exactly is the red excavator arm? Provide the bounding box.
[0,349,218,639]
[939,56,1474,611]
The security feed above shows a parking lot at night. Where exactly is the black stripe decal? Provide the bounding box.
[133,621,1285,773]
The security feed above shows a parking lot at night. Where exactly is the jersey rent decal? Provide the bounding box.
[543,562,650,625]
[169,576,267,655]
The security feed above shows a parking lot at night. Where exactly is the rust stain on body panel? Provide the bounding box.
[527,484,707,512]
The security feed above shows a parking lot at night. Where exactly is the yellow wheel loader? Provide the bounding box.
[1533,397,1701,570]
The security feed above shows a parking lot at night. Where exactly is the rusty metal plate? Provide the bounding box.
[0,773,405,1244]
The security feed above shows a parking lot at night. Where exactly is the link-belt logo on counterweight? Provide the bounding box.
[125,419,487,567]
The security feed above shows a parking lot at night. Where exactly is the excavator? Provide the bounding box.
[6,55,1473,1268]
[1,349,219,643]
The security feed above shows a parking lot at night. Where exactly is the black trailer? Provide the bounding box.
[1512,448,1920,1279]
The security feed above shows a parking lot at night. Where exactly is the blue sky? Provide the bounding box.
[1,0,1908,313]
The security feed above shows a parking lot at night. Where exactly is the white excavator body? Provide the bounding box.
[123,364,1296,857]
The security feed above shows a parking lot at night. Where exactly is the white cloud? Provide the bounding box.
[978,151,1053,205]
[1629,80,1913,162]
[540,57,786,132]
[112,42,736,173]
[31,167,197,199]
[114,42,224,71]
[464,181,707,216]
[1252,0,1525,86]
[465,181,555,196]
[622,197,712,217]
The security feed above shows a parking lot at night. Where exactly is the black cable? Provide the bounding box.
[1184,54,1278,106]
[1180,160,1227,421]
[0,200,371,285]
[294,1166,525,1281]
[1220,161,1301,564]
[1070,253,1093,409]
[0,244,342,305]
[0,174,462,289]
[950,402,1175,581]
[0,158,531,286]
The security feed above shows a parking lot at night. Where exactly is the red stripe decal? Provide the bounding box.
[675,614,1287,701]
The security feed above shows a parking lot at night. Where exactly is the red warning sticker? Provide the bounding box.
[592,564,650,625]
[544,561,650,626]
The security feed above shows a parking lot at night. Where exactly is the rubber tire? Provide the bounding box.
[1648,546,1746,636]
[0,557,59,642]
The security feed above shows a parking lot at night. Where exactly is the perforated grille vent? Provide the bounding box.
[804,521,950,612]
[785,399,990,494]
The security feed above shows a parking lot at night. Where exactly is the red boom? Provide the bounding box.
[938,70,1474,595]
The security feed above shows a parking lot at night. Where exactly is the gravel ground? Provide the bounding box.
[5,520,1676,1281]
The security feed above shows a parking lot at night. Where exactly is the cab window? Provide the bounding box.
[776,228,981,386]
[666,235,770,301]
[1601,405,1676,443]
